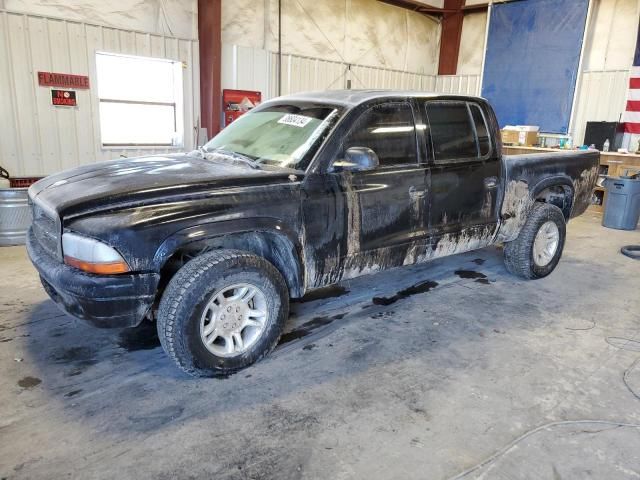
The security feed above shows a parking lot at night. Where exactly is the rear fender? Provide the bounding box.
[532,175,574,199]
[531,176,575,219]
[498,175,574,243]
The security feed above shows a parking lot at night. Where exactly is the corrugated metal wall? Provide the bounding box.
[222,44,481,101]
[571,69,630,145]
[282,54,350,95]
[432,75,481,95]
[0,9,199,176]
[349,64,428,91]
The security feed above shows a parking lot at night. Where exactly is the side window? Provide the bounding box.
[425,101,477,162]
[341,102,418,167]
[470,104,491,157]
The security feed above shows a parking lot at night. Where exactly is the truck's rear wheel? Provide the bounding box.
[503,202,566,279]
[157,249,288,377]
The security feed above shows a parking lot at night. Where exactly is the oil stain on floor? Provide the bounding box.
[17,376,41,389]
[372,280,439,306]
[278,313,347,346]
[454,270,490,284]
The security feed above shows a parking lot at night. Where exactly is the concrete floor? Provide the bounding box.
[1,212,639,479]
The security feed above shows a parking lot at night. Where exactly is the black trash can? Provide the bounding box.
[603,171,640,230]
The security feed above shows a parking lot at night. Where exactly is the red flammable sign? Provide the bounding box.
[38,71,90,89]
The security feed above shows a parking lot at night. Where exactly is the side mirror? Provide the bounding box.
[332,147,380,172]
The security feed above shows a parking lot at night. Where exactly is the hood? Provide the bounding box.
[29,154,297,218]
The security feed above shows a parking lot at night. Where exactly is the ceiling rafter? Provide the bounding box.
[378,0,489,16]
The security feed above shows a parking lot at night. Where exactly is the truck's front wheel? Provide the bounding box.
[503,202,567,279]
[157,249,289,377]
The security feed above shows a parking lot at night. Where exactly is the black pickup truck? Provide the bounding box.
[27,91,599,377]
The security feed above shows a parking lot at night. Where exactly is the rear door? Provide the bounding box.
[424,100,501,237]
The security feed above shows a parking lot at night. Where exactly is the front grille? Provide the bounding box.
[31,202,59,259]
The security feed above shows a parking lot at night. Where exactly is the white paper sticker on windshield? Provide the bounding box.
[278,114,312,128]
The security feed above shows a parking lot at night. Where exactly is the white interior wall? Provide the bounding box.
[571,70,630,145]
[457,11,487,75]
[222,0,442,75]
[222,43,481,100]
[0,2,199,177]
[582,0,638,71]
[4,0,197,39]
[571,0,639,144]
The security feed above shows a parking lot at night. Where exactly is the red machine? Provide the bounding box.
[222,89,262,127]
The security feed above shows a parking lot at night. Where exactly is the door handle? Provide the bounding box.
[409,186,426,199]
[484,177,498,189]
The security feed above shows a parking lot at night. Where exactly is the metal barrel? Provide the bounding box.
[0,188,31,246]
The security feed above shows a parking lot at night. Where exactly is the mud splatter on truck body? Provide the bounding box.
[497,150,599,242]
[26,90,599,329]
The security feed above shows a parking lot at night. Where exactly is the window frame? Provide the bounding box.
[468,103,493,159]
[333,100,421,171]
[95,51,184,149]
[424,100,493,165]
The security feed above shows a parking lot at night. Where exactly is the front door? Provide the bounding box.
[301,101,430,288]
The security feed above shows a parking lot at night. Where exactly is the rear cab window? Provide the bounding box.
[425,101,492,163]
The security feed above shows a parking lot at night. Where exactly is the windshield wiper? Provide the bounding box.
[187,146,210,158]
[208,148,261,170]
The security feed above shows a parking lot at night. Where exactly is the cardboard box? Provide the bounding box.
[501,126,539,146]
[501,129,521,145]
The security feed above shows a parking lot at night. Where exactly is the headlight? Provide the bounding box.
[62,232,130,274]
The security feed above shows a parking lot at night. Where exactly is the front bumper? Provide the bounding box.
[27,228,160,328]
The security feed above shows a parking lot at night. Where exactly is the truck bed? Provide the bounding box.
[497,150,600,242]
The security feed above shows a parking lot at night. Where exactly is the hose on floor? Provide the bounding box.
[621,245,640,260]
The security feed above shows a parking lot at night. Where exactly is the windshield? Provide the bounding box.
[203,103,340,170]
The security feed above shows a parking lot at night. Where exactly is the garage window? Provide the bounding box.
[96,52,183,147]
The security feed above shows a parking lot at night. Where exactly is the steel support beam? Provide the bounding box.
[198,0,222,140]
[438,0,465,75]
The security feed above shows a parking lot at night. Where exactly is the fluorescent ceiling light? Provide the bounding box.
[372,124,427,134]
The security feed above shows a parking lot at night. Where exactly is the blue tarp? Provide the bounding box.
[481,0,589,133]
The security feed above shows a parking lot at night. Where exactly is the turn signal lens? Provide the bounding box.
[62,232,130,274]
[64,256,130,274]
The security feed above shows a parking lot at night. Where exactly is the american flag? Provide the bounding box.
[623,21,640,134]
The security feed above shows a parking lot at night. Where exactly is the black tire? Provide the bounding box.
[157,249,289,377]
[503,202,567,279]
[621,245,640,260]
